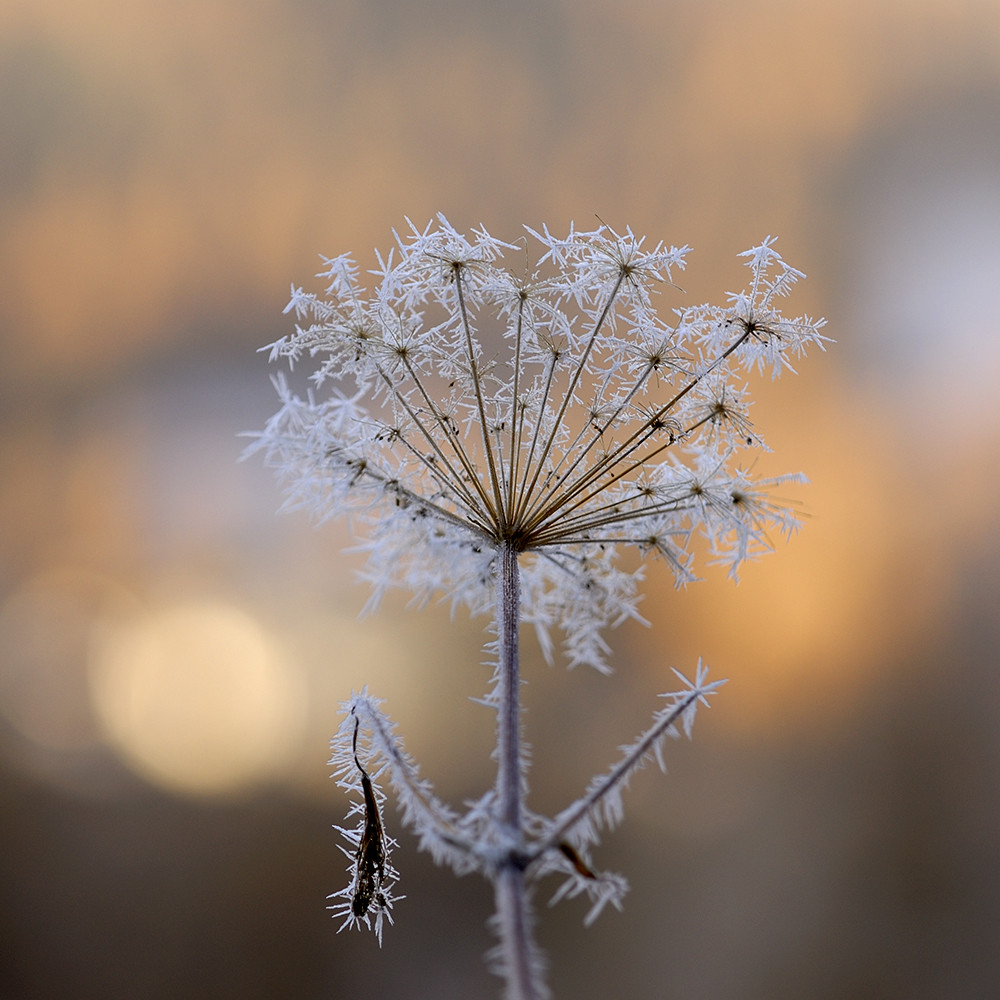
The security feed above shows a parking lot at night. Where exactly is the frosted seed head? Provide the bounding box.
[250,219,827,670]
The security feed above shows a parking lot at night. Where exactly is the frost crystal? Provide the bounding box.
[250,216,828,671]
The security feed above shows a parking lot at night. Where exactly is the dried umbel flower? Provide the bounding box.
[252,217,827,671]
[249,217,827,999]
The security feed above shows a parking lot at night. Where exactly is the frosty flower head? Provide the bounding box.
[252,216,827,669]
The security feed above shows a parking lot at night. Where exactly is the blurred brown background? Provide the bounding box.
[2,1,999,998]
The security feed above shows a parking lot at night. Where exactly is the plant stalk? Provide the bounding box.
[494,541,542,1000]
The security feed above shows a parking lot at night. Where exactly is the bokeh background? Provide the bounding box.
[2,0,999,997]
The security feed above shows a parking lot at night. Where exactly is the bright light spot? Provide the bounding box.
[89,601,306,796]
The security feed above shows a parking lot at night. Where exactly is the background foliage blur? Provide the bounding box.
[2,1,999,997]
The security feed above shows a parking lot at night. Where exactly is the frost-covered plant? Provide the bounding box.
[249,216,827,998]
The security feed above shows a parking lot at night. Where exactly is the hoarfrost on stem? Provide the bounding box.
[248,216,827,998]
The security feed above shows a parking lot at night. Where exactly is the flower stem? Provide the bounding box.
[494,867,541,1000]
[494,541,543,1000]
[497,541,522,831]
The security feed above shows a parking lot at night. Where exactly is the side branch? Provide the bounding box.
[349,695,478,870]
[530,665,725,858]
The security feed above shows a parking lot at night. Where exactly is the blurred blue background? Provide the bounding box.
[2,1,999,997]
